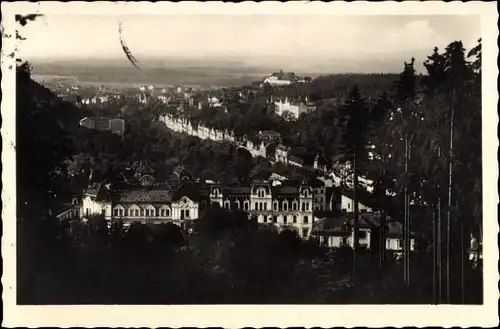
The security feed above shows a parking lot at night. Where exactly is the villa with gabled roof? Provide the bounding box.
[81,181,208,228]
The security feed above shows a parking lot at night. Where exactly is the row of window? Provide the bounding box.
[262,214,309,225]
[111,208,191,219]
[221,200,311,212]
[214,189,312,198]
[318,232,369,246]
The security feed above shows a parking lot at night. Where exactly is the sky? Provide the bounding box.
[19,15,480,73]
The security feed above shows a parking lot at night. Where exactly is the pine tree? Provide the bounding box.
[391,58,419,286]
[336,85,370,275]
[417,40,480,303]
[368,91,394,268]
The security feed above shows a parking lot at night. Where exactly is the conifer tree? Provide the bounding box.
[368,91,394,267]
[336,85,370,274]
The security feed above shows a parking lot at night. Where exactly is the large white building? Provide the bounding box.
[81,182,207,228]
[81,177,332,239]
[263,71,301,86]
[209,180,316,238]
[274,97,317,120]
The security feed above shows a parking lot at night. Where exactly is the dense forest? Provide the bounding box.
[14,13,482,305]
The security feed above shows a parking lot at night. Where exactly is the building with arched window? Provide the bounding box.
[204,179,316,239]
[81,182,208,227]
[80,176,332,240]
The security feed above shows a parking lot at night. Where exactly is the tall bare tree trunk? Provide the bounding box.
[407,139,412,286]
[461,220,465,304]
[437,196,442,303]
[379,158,387,268]
[403,133,409,285]
[353,149,359,275]
[446,105,455,303]
[432,206,437,304]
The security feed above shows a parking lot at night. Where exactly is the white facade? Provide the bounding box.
[159,113,236,143]
[207,183,316,239]
[263,76,293,86]
[82,196,112,219]
[81,184,202,227]
[386,237,416,252]
[250,185,273,213]
[316,227,372,249]
[275,146,289,164]
[318,236,346,248]
[246,140,267,158]
[170,196,199,221]
[274,98,316,120]
[341,195,373,213]
[318,231,411,252]
[208,96,221,108]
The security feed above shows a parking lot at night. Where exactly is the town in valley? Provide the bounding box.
[15,13,484,306]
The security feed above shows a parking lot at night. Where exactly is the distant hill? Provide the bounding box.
[30,58,402,89]
[30,60,272,87]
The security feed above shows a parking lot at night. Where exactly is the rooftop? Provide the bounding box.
[270,71,299,81]
[114,189,173,203]
[311,213,380,236]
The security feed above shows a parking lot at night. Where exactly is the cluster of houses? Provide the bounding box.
[159,113,236,142]
[58,160,414,254]
[158,113,331,174]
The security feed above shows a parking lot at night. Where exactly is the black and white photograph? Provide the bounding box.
[2,1,498,327]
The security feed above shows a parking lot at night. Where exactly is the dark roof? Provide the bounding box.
[386,221,415,238]
[114,189,173,203]
[311,213,380,237]
[134,161,154,176]
[302,177,324,188]
[271,185,300,195]
[342,213,379,229]
[84,182,103,196]
[358,212,382,227]
[311,216,350,237]
[223,185,251,195]
[250,181,272,193]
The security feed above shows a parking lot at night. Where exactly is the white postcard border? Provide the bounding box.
[1,1,498,327]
